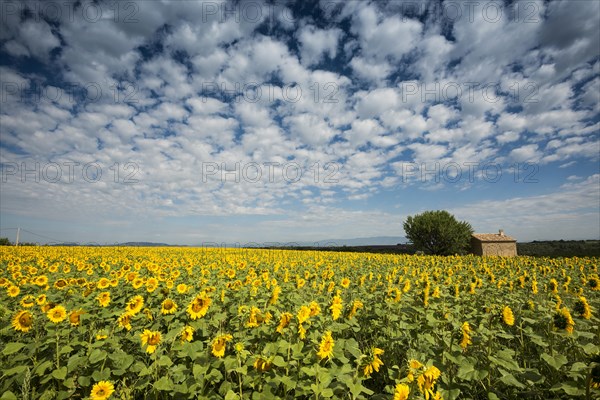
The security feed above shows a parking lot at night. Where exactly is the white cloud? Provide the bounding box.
[297,26,342,66]
[509,144,541,163]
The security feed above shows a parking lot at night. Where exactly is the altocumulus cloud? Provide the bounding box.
[0,0,598,244]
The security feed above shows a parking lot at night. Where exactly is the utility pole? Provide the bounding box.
[15,227,20,246]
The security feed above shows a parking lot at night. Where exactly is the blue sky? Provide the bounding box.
[0,0,599,245]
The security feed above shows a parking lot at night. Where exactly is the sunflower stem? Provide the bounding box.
[55,328,60,369]
[237,355,243,399]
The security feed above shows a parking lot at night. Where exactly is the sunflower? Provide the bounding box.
[393,383,410,400]
[297,305,311,325]
[187,293,211,320]
[146,277,158,293]
[96,330,108,340]
[316,331,335,360]
[132,278,144,289]
[125,295,144,316]
[269,285,281,305]
[117,313,132,331]
[12,310,33,333]
[246,306,261,328]
[417,365,441,400]
[296,278,306,289]
[211,334,233,358]
[340,278,351,288]
[20,295,35,308]
[309,301,321,317]
[348,300,363,320]
[409,359,424,371]
[140,329,162,354]
[90,380,114,400]
[460,321,472,350]
[180,326,194,342]
[276,312,293,334]
[143,308,153,321]
[54,279,68,289]
[35,275,48,286]
[502,306,515,326]
[42,301,56,313]
[161,299,177,315]
[97,292,111,307]
[549,278,558,294]
[7,285,20,297]
[553,307,575,334]
[574,296,592,319]
[253,356,272,373]
[327,281,335,292]
[69,310,84,326]
[298,323,307,339]
[363,348,384,377]
[176,283,188,294]
[97,278,110,289]
[589,277,600,291]
[330,295,343,320]
[47,305,67,323]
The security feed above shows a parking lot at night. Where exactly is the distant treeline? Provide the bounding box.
[2,237,598,257]
[267,240,600,258]
[516,240,600,257]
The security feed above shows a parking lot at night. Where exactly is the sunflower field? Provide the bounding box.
[0,246,599,400]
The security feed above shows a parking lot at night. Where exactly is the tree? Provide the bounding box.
[0,237,11,246]
[403,210,473,255]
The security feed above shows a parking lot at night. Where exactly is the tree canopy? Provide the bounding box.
[403,210,473,255]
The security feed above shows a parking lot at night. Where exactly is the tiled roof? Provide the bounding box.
[472,233,516,242]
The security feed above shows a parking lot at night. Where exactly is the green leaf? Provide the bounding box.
[498,373,525,389]
[157,355,173,367]
[62,377,76,389]
[0,392,17,400]
[52,366,68,380]
[154,376,174,391]
[570,362,588,373]
[272,355,286,367]
[3,365,28,376]
[456,361,477,381]
[438,388,460,400]
[551,382,585,396]
[91,369,110,381]
[280,375,297,389]
[35,360,54,376]
[582,343,599,355]
[488,393,500,400]
[78,376,90,387]
[321,388,334,398]
[2,342,25,355]
[541,353,567,370]
[193,364,208,380]
[225,390,240,400]
[89,349,107,364]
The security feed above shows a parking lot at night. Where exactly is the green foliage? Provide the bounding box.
[403,210,473,255]
[0,238,11,246]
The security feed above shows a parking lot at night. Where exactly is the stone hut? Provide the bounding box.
[471,230,517,256]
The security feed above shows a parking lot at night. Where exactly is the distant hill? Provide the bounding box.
[47,242,180,247]
[193,236,407,248]
[310,236,408,246]
[117,242,176,247]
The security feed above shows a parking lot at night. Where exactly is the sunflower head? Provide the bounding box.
[90,380,115,400]
[69,310,84,326]
[47,305,67,323]
[12,310,33,332]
